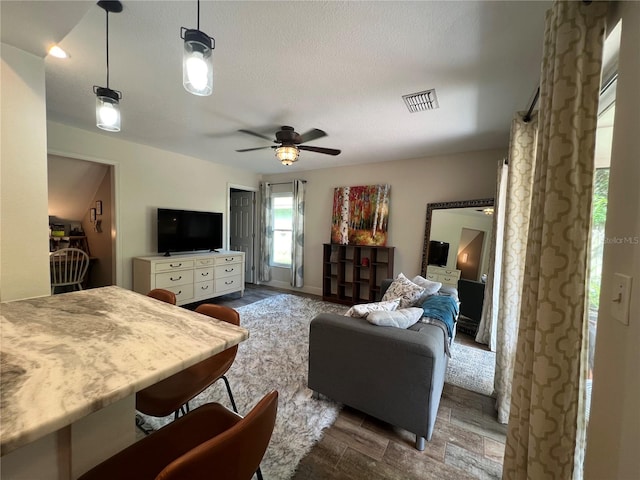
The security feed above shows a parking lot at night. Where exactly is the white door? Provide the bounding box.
[230,190,255,283]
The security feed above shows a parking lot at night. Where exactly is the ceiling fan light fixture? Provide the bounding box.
[276,146,299,166]
[181,1,214,96]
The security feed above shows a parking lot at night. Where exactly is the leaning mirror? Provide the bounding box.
[421,198,494,278]
[420,198,494,336]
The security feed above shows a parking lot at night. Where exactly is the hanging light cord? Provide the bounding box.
[105,9,110,89]
[197,0,200,30]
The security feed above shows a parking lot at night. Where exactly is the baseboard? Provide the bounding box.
[259,280,322,297]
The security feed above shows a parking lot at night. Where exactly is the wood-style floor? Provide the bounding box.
[199,284,507,480]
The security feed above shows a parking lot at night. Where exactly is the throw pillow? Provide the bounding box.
[411,275,442,296]
[366,307,424,328]
[381,272,425,308]
[344,298,400,318]
[411,275,443,305]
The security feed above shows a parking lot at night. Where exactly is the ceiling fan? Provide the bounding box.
[236,126,341,165]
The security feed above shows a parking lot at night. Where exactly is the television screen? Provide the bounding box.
[428,240,449,267]
[157,208,223,254]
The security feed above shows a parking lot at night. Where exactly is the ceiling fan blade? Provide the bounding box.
[298,145,341,156]
[297,128,327,144]
[236,146,273,152]
[238,129,274,141]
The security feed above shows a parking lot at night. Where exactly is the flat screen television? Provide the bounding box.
[428,240,449,267]
[157,208,223,255]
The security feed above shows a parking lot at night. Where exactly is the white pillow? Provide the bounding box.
[344,298,400,318]
[411,275,442,296]
[381,273,425,308]
[366,307,424,328]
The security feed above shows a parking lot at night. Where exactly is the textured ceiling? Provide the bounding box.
[2,1,552,174]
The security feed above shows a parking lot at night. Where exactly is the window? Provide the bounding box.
[271,193,293,267]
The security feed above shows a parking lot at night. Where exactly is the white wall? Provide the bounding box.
[46,122,262,290]
[585,2,640,478]
[0,44,51,301]
[263,150,502,295]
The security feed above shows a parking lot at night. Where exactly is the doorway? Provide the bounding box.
[229,186,257,284]
[47,155,117,288]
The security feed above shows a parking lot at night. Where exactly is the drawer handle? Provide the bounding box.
[225,257,234,262]
[176,290,182,295]
[200,285,210,290]
[225,268,234,272]
[170,276,182,281]
[201,272,210,277]
[225,280,234,285]
[170,263,182,268]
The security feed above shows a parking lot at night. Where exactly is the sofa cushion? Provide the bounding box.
[381,273,425,308]
[344,298,400,318]
[366,307,424,328]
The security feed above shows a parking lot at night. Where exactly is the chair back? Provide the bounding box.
[50,248,90,291]
[156,391,278,480]
[195,303,241,326]
[192,304,241,380]
[148,288,177,305]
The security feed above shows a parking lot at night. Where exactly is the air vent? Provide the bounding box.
[402,89,439,113]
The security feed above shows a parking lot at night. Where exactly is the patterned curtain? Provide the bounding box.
[291,179,305,287]
[258,182,272,283]
[502,2,607,479]
[475,158,508,352]
[482,114,537,425]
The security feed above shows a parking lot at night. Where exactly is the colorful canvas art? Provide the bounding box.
[331,184,390,246]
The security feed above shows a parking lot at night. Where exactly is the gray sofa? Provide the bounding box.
[308,279,450,450]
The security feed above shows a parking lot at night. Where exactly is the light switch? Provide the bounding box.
[611,273,632,325]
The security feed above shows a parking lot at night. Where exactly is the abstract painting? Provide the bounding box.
[331,184,390,245]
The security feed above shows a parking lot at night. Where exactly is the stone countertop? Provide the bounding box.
[0,286,248,455]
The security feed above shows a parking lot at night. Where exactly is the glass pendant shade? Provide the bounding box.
[95,87,121,132]
[183,29,213,96]
[276,146,299,165]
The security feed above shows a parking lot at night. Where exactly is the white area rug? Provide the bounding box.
[139,294,347,479]
[445,338,495,396]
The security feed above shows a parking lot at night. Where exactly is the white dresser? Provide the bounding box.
[133,251,245,305]
[426,265,461,288]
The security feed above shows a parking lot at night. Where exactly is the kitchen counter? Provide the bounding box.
[0,286,248,467]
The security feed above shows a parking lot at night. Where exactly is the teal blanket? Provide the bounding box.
[421,295,459,339]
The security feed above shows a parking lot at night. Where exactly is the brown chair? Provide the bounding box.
[136,304,240,419]
[79,391,278,480]
[147,288,177,305]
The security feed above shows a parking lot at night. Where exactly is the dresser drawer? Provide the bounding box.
[155,270,194,288]
[194,280,215,299]
[154,260,194,272]
[194,257,214,268]
[162,283,194,303]
[215,264,241,279]
[195,267,214,282]
[214,255,242,266]
[215,275,242,293]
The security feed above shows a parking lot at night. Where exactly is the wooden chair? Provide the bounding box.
[136,304,241,419]
[79,391,278,480]
[147,288,177,305]
[50,248,90,294]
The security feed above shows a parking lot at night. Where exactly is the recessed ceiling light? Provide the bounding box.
[48,45,69,59]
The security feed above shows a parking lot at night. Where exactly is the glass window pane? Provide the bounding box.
[273,231,292,265]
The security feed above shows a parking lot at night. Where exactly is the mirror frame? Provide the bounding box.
[421,198,494,276]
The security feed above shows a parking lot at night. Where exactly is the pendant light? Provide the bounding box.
[181,0,214,96]
[93,1,123,132]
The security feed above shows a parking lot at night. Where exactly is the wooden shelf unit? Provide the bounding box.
[322,243,395,305]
